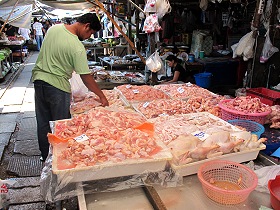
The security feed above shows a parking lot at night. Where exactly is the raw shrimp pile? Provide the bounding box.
[221,96,271,114]
[116,85,169,102]
[51,108,163,168]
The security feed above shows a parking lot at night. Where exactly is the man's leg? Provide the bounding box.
[34,80,71,160]
[35,35,40,51]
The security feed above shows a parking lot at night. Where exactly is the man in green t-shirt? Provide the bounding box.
[32,13,109,161]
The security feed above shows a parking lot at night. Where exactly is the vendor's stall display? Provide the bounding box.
[116,84,170,103]
[197,160,258,205]
[70,90,126,115]
[108,71,130,83]
[48,107,172,182]
[228,120,265,138]
[132,99,190,119]
[219,96,272,124]
[133,96,223,119]
[265,105,280,129]
[125,72,145,83]
[154,83,214,100]
[149,112,266,176]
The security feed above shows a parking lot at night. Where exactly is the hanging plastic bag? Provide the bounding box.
[143,14,161,33]
[69,72,88,102]
[156,0,172,20]
[146,51,164,73]
[231,30,255,61]
[260,29,279,63]
[144,0,157,13]
[199,0,208,11]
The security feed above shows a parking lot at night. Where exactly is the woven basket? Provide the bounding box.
[198,160,258,205]
[228,119,265,138]
[218,99,271,125]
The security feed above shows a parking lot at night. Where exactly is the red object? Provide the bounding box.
[246,88,280,106]
[268,175,280,210]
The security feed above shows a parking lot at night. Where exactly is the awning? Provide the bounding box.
[38,1,94,10]
[0,4,34,28]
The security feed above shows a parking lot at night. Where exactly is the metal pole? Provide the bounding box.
[86,0,146,64]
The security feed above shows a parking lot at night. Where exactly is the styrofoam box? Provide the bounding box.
[171,144,265,177]
[52,140,173,183]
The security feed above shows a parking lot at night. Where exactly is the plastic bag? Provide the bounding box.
[69,72,88,102]
[254,165,280,193]
[144,0,157,13]
[156,0,172,19]
[143,14,161,33]
[146,51,164,73]
[231,30,256,61]
[32,38,36,45]
[260,29,279,63]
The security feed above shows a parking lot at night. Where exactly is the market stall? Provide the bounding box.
[37,81,280,210]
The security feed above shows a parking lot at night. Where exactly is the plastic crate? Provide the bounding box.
[261,125,280,155]
[246,88,280,106]
[228,119,265,138]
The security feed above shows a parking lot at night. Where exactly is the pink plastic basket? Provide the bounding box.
[218,99,271,125]
[197,160,258,205]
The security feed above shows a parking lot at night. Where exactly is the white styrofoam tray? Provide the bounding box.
[52,140,173,183]
[170,144,265,177]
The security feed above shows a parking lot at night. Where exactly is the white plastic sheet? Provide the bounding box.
[254,165,280,193]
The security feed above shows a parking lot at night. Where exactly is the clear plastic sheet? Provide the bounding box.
[40,151,183,203]
[42,108,181,203]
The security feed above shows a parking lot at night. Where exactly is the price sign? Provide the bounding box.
[133,89,139,94]
[74,134,89,142]
[143,102,150,108]
[126,85,132,89]
[191,131,209,141]
[177,87,185,94]
[159,113,169,117]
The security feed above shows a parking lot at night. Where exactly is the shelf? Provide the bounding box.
[99,57,145,72]
[0,53,13,79]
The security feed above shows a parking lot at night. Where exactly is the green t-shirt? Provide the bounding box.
[32,24,90,93]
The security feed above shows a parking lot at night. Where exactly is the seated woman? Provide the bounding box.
[163,55,190,83]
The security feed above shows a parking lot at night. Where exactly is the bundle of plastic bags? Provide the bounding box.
[143,14,161,33]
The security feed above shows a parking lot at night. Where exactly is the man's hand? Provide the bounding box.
[80,74,109,106]
[100,96,109,107]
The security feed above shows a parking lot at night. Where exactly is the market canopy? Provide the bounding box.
[38,0,93,10]
[0,0,94,29]
[0,3,34,29]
